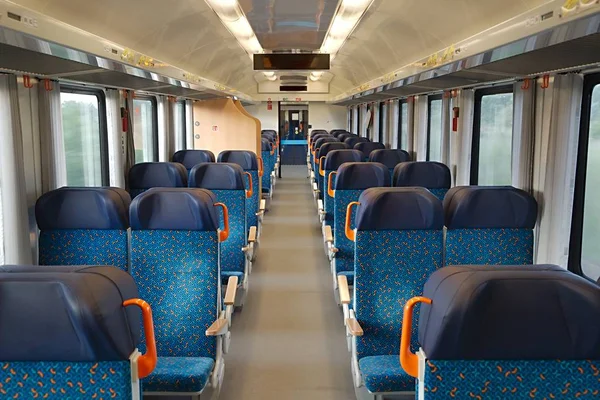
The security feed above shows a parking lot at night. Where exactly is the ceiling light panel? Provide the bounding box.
[205,0,263,55]
[320,0,375,59]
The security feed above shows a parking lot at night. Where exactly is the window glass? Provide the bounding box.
[133,98,157,163]
[477,92,513,185]
[581,84,600,281]
[400,102,408,149]
[428,98,443,161]
[61,91,103,186]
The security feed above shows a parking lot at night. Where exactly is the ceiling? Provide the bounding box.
[9,0,553,98]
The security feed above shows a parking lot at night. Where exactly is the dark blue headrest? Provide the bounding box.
[130,188,219,231]
[316,142,349,159]
[261,138,272,152]
[189,163,245,190]
[356,188,444,231]
[324,150,363,170]
[313,137,338,151]
[262,129,277,137]
[36,187,130,230]
[334,162,391,190]
[128,162,188,190]
[311,129,328,136]
[0,265,140,361]
[418,265,600,360]
[262,134,275,143]
[172,150,215,170]
[445,186,538,229]
[354,142,386,159]
[369,149,411,168]
[344,136,369,148]
[331,129,349,137]
[393,162,451,189]
[218,151,259,170]
[338,133,357,142]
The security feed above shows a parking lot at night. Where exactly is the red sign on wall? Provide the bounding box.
[267,97,272,111]
[212,125,219,132]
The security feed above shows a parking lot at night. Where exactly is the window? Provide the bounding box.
[570,74,600,282]
[398,100,409,149]
[174,101,186,150]
[427,95,443,161]
[60,87,108,186]
[133,96,158,163]
[471,87,514,185]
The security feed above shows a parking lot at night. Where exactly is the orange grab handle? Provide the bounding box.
[270,146,275,156]
[319,157,327,177]
[328,172,337,198]
[123,299,157,379]
[214,202,229,242]
[244,172,253,198]
[258,157,264,177]
[400,296,432,378]
[345,202,360,242]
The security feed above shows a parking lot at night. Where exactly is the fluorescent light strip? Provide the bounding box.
[320,0,375,60]
[205,0,263,55]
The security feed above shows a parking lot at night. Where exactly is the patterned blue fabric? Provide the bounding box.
[0,361,131,398]
[355,230,443,360]
[333,190,363,276]
[246,170,260,231]
[261,151,274,194]
[424,359,600,399]
[359,356,415,393]
[444,229,533,266]
[144,357,214,393]
[428,188,448,202]
[212,190,246,277]
[130,231,218,360]
[39,230,128,271]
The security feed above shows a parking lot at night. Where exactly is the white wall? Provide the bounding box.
[245,101,279,131]
[308,103,346,133]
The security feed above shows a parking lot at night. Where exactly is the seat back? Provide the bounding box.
[393,162,451,201]
[172,150,215,172]
[444,186,538,266]
[344,136,369,148]
[189,163,248,276]
[0,265,144,398]
[353,188,444,360]
[316,142,349,199]
[414,265,600,399]
[218,151,261,231]
[338,133,357,142]
[311,129,328,136]
[330,129,349,138]
[322,150,363,225]
[333,163,390,277]
[36,187,130,270]
[130,188,221,360]
[261,138,275,194]
[354,142,386,161]
[312,137,338,174]
[128,162,188,198]
[261,129,277,139]
[369,149,411,176]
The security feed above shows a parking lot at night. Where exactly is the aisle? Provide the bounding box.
[219,166,355,400]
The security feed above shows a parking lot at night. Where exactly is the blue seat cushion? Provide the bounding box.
[221,271,244,285]
[359,355,415,393]
[143,357,214,393]
[337,270,354,286]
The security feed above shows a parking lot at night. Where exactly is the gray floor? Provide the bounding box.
[220,166,356,400]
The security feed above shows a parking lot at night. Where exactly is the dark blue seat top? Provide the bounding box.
[393,162,451,189]
[130,188,219,231]
[338,133,357,142]
[323,150,363,171]
[444,186,538,229]
[172,150,215,170]
[128,162,188,190]
[334,162,391,190]
[369,149,411,169]
[344,136,369,148]
[261,129,277,138]
[36,187,130,230]
[356,188,444,231]
[0,265,140,361]
[313,137,338,152]
[331,129,350,137]
[355,142,386,160]
[418,265,600,360]
[218,150,259,171]
[189,163,246,191]
[261,138,273,152]
[311,129,328,136]
[316,142,349,160]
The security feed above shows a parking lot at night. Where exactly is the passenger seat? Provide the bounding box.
[127,162,187,198]
[393,161,451,201]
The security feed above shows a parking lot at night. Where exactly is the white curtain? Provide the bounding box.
[38,80,67,192]
[185,99,195,149]
[352,106,359,134]
[441,95,451,165]
[406,99,416,158]
[372,103,380,142]
[454,89,475,186]
[414,96,428,161]
[0,75,33,264]
[512,81,536,192]
[124,91,135,188]
[106,89,125,188]
[157,96,172,162]
[533,74,583,267]
[391,100,400,149]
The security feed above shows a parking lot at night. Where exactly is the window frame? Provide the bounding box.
[397,99,408,150]
[469,85,514,185]
[426,94,443,162]
[378,101,385,143]
[568,73,600,280]
[133,94,159,162]
[177,100,186,150]
[60,85,110,186]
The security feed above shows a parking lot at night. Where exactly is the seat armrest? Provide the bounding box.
[206,318,228,336]
[346,318,364,337]
[338,275,351,305]
[224,276,238,306]
[248,226,258,243]
[256,200,266,218]
[324,225,333,243]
